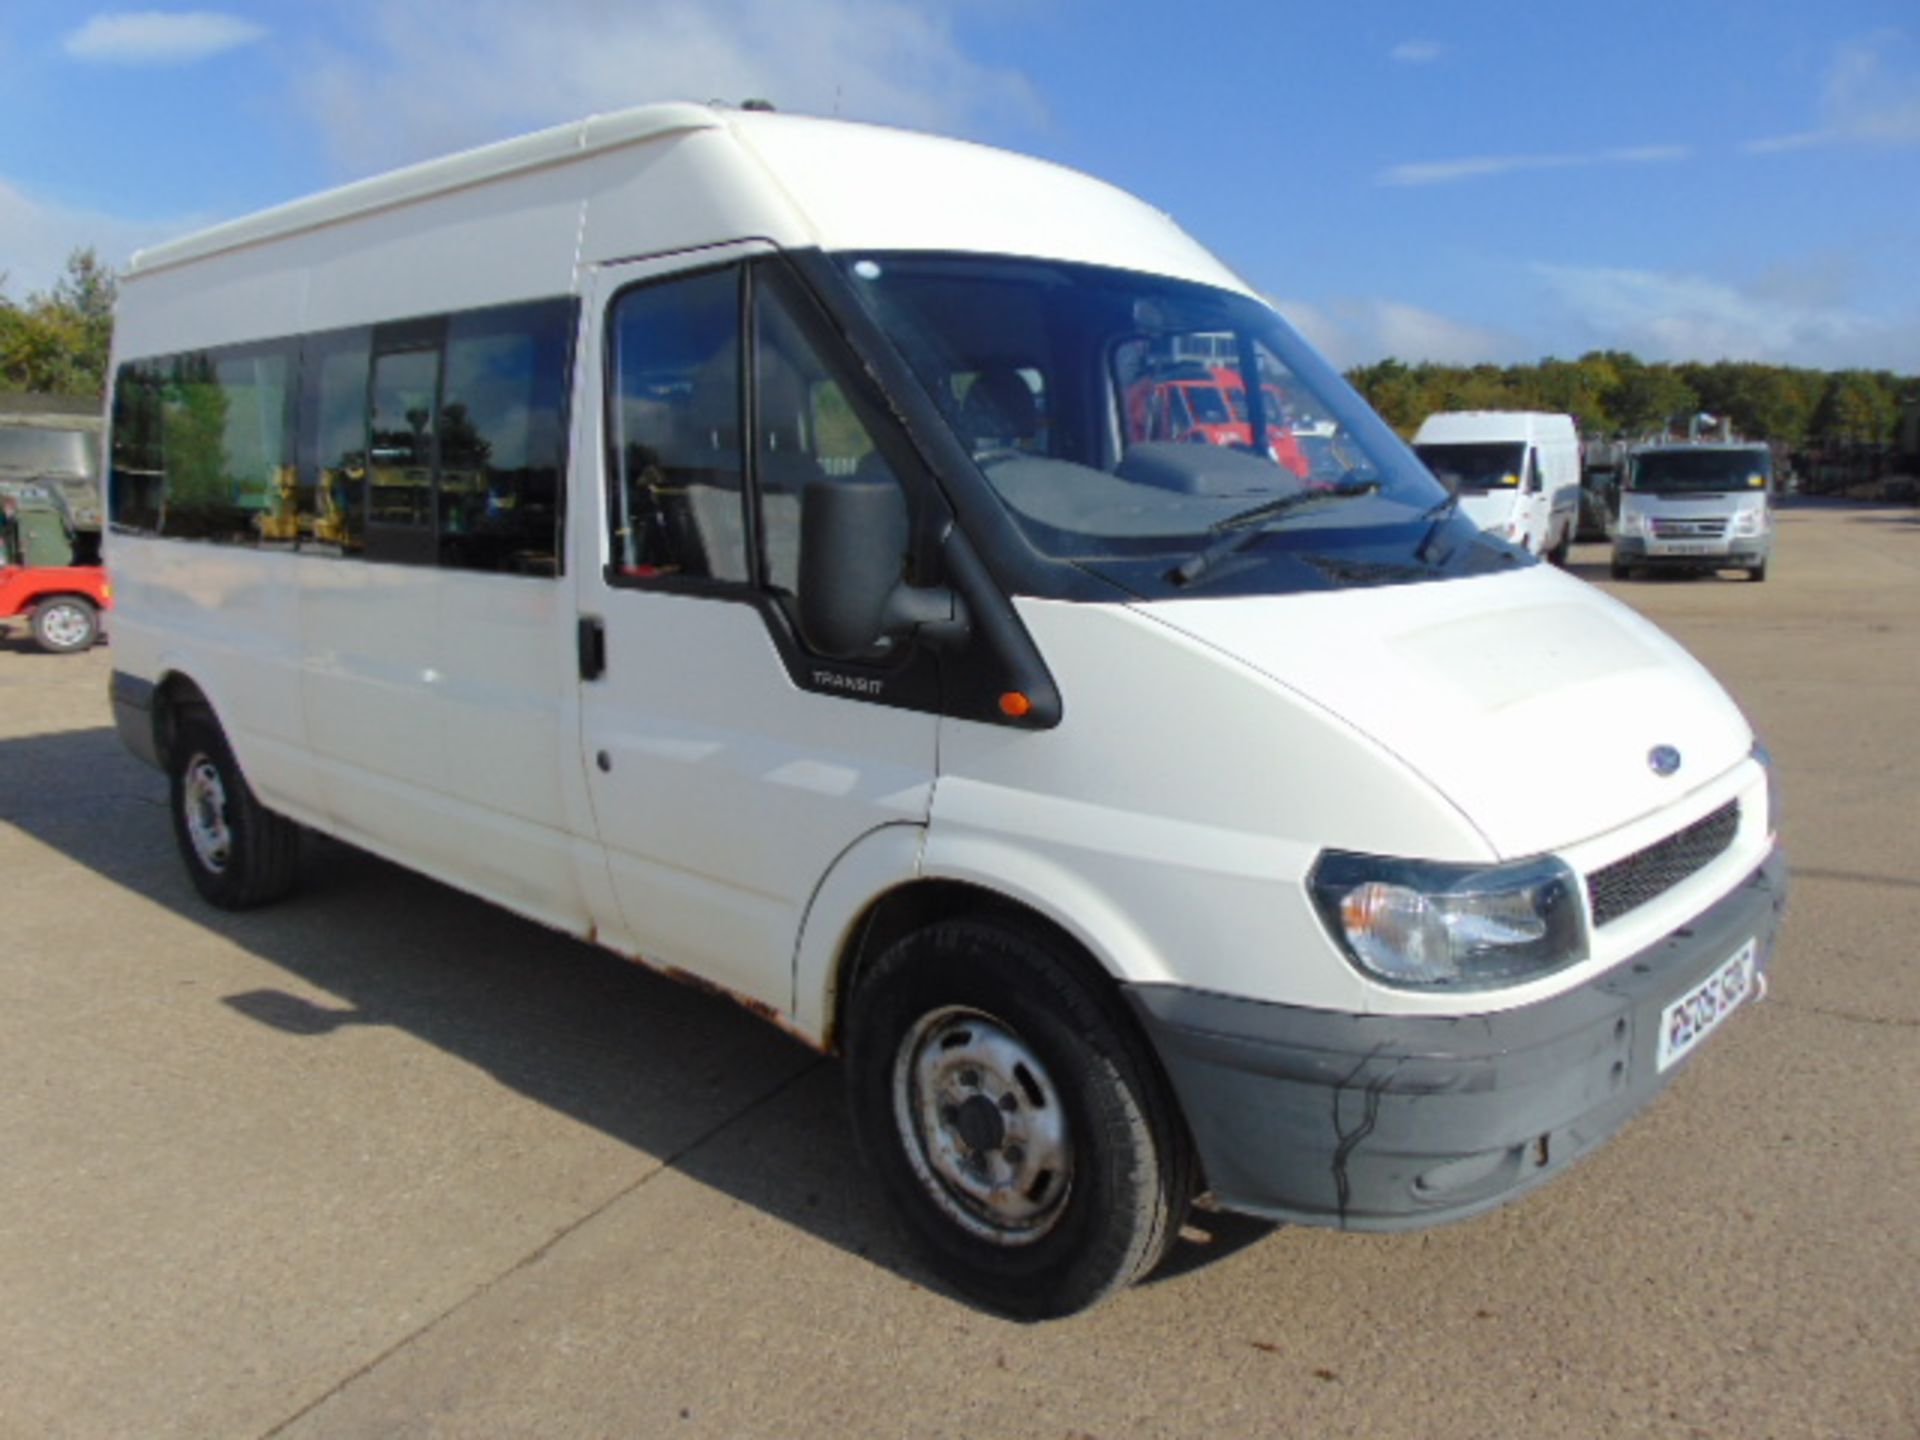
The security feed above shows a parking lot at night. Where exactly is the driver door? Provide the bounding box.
[572,246,940,1015]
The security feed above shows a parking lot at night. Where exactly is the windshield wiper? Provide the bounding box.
[1168,479,1379,587]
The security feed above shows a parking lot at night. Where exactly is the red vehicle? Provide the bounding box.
[1126,364,1310,478]
[1,482,110,653]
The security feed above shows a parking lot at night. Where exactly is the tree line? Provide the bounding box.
[5,247,1916,456]
[1,249,116,398]
[1345,352,1916,449]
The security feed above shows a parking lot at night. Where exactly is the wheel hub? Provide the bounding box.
[893,1007,1073,1245]
[182,756,233,874]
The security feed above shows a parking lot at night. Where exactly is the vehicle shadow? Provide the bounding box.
[0,724,1272,1314]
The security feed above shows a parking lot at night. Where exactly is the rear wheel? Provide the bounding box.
[845,918,1192,1319]
[29,595,98,653]
[168,710,300,909]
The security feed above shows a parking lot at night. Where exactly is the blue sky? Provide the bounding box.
[3,1,1917,371]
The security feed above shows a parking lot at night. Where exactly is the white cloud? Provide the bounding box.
[1275,296,1523,369]
[1746,32,1920,153]
[1380,144,1689,187]
[1532,262,1920,369]
[63,10,266,65]
[0,176,203,296]
[293,0,1044,177]
[1390,39,1444,64]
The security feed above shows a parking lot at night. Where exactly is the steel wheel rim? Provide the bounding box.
[892,1006,1073,1246]
[182,755,233,873]
[40,603,90,649]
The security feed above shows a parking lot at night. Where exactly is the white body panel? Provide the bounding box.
[107,102,1769,1056]
[1415,411,1581,557]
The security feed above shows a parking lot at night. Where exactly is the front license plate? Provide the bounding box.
[1657,939,1756,1072]
[1652,541,1722,556]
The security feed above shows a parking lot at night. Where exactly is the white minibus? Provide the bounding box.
[106,103,1785,1318]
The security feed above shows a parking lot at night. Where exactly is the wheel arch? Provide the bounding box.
[802,836,1177,1067]
[150,667,218,767]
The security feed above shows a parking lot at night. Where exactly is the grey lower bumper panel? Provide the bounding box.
[1126,848,1787,1231]
[109,670,161,770]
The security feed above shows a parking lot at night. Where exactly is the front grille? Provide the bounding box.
[1587,800,1740,927]
[1650,517,1728,539]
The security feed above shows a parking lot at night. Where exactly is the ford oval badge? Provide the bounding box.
[1648,745,1683,778]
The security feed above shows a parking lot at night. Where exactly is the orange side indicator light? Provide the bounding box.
[999,691,1032,719]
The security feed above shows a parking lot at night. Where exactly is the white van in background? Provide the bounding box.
[1413,411,1582,563]
[105,103,1785,1318]
[1612,442,1775,582]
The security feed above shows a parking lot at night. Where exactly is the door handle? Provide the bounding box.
[577,615,606,681]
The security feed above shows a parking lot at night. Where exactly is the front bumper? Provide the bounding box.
[1615,536,1770,569]
[1126,847,1787,1231]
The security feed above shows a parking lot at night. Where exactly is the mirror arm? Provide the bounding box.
[882,581,969,651]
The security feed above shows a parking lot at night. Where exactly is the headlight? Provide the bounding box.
[1731,508,1769,537]
[1309,851,1587,990]
[1616,509,1646,538]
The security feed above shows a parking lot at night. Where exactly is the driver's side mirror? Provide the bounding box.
[797,473,966,661]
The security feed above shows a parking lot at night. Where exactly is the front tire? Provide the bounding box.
[1609,558,1631,580]
[29,595,98,653]
[1748,561,1768,583]
[168,710,300,910]
[845,919,1192,1319]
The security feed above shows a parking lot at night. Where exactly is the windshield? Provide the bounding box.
[0,426,97,478]
[1630,448,1771,494]
[1414,441,1526,492]
[838,254,1519,599]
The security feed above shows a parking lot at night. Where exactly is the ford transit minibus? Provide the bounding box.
[105,103,1786,1317]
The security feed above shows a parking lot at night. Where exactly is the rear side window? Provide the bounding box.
[437,303,571,576]
[113,296,574,576]
[140,343,297,544]
[109,361,164,532]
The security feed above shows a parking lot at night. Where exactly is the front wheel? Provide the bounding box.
[1609,558,1631,581]
[1547,528,1572,567]
[1748,561,1768,583]
[168,710,300,910]
[845,919,1192,1319]
[29,595,98,653]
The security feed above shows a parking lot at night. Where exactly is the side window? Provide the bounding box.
[1526,449,1543,494]
[367,336,441,563]
[437,300,572,576]
[607,267,747,584]
[109,360,164,533]
[299,327,371,555]
[157,343,295,544]
[753,268,911,606]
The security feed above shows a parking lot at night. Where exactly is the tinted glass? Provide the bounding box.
[302,328,371,554]
[437,301,572,575]
[109,361,164,533]
[753,269,909,599]
[608,267,747,583]
[157,345,295,543]
[369,347,438,530]
[1414,442,1526,492]
[1630,448,1772,494]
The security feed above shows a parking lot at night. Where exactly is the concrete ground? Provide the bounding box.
[2,500,1915,1439]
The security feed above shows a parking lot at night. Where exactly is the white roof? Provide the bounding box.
[127,103,1250,296]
